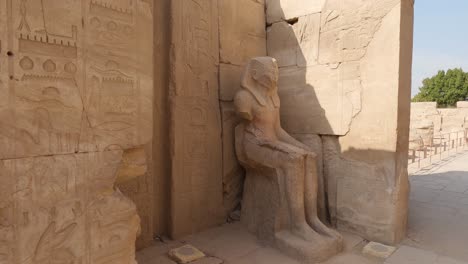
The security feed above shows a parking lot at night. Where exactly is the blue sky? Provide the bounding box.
[412,0,468,96]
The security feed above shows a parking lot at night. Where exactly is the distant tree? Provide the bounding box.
[412,68,468,107]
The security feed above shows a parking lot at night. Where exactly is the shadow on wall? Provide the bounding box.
[267,0,413,244]
[266,0,334,225]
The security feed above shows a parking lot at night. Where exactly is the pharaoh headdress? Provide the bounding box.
[240,57,280,108]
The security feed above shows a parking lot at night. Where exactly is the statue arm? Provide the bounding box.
[234,90,254,121]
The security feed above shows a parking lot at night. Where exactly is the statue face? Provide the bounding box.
[252,58,279,91]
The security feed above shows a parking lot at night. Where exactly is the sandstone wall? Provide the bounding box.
[409,102,439,149]
[0,0,154,262]
[409,102,468,151]
[266,0,413,244]
[439,108,466,133]
[168,0,267,238]
[219,0,267,217]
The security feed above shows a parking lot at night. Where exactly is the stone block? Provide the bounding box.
[220,63,243,101]
[116,146,148,184]
[457,101,468,108]
[170,0,224,238]
[362,242,396,258]
[267,14,320,67]
[439,109,465,132]
[265,0,325,24]
[168,245,206,264]
[278,63,361,136]
[219,0,266,65]
[319,0,400,64]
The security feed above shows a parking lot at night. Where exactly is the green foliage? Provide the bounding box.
[412,68,468,107]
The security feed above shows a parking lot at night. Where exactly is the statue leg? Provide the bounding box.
[281,154,323,242]
[304,154,343,241]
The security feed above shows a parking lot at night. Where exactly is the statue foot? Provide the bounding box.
[310,218,343,243]
[292,223,322,242]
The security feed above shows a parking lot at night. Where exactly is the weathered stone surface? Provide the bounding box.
[278,63,361,135]
[409,103,438,149]
[82,0,153,153]
[319,0,400,64]
[220,64,243,101]
[219,0,266,66]
[410,102,441,136]
[0,151,140,264]
[266,0,325,24]
[439,109,466,133]
[218,0,267,219]
[116,146,148,184]
[117,145,154,250]
[325,1,411,244]
[362,241,396,258]
[457,101,468,108]
[323,136,397,241]
[409,120,434,150]
[168,245,206,264]
[170,0,224,238]
[0,0,154,259]
[235,57,343,263]
[267,14,321,67]
[267,1,413,246]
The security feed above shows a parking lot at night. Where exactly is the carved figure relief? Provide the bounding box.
[80,0,152,152]
[0,0,84,159]
[0,0,152,262]
[234,57,343,263]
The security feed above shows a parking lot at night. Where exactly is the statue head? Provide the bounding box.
[241,57,280,107]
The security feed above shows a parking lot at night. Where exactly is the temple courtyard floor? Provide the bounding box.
[138,150,468,264]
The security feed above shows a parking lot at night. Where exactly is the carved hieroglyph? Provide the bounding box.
[0,151,140,264]
[0,0,154,262]
[234,57,343,263]
[170,0,224,237]
[0,0,153,159]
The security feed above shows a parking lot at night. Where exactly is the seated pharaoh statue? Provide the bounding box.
[234,57,343,263]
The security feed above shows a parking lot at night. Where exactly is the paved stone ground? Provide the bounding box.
[405,151,468,262]
[137,151,468,264]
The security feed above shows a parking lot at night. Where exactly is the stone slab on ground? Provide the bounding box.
[362,242,397,259]
[168,245,206,263]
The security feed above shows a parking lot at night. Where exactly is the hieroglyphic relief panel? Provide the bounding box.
[0,0,84,159]
[79,0,153,152]
[80,0,154,248]
[3,151,140,264]
[0,0,153,262]
[170,0,224,237]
